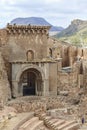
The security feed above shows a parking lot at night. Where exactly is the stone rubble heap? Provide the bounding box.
[0,106,17,129]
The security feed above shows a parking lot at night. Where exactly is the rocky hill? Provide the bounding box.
[57,19,87,37]
[55,19,87,46]
[10,17,64,32]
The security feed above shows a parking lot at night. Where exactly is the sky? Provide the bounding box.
[0,0,87,28]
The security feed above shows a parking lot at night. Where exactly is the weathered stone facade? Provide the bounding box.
[0,24,86,102]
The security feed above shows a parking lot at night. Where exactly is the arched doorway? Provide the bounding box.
[19,68,42,96]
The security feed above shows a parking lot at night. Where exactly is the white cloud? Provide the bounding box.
[0,0,87,28]
[0,0,16,5]
[44,0,61,3]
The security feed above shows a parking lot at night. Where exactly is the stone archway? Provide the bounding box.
[12,64,49,98]
[19,68,43,96]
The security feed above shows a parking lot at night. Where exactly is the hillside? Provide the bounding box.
[56,19,87,46]
[10,17,64,32]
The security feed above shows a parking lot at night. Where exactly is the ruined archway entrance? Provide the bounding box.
[19,68,42,96]
[22,71,36,96]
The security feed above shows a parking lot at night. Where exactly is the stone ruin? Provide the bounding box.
[0,24,87,129]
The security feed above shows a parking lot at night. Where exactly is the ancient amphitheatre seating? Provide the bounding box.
[36,113,79,130]
[18,117,43,130]
[56,120,78,130]
[13,112,34,130]
[8,96,80,130]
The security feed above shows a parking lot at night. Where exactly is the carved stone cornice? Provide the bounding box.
[6,24,51,36]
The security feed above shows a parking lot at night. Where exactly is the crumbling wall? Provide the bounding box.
[47,38,62,59]
[0,29,8,46]
[83,48,87,60]
[57,70,78,93]
[61,45,69,67]
[68,46,77,66]
[0,52,11,103]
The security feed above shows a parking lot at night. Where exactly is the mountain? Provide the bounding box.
[57,19,87,37]
[10,17,64,32]
[56,19,87,46]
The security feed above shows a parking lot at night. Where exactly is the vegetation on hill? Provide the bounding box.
[55,19,87,46]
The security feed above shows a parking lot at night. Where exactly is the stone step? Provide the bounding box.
[52,120,65,129]
[44,116,52,121]
[44,118,58,129]
[2,112,34,130]
[30,120,43,130]
[62,123,79,130]
[39,113,46,120]
[15,112,34,130]
[48,119,58,124]
[57,120,76,130]
[19,117,39,129]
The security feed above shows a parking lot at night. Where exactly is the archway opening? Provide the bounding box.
[23,71,36,96]
[19,68,42,96]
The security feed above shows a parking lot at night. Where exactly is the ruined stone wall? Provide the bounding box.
[2,25,50,62]
[0,25,87,102]
[0,29,12,103]
[57,70,78,93]
[7,96,64,113]
[61,45,69,67]
[0,52,11,102]
[44,37,85,93]
[0,29,8,46]
[83,48,87,60]
[77,47,83,57]
[49,62,57,95]
[68,46,77,66]
[47,38,62,59]
[47,38,82,68]
[82,61,87,89]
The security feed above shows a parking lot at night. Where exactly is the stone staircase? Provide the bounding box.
[18,116,43,130]
[2,112,34,130]
[2,112,48,130]
[36,113,80,130]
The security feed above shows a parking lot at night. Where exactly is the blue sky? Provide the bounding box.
[0,0,87,28]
